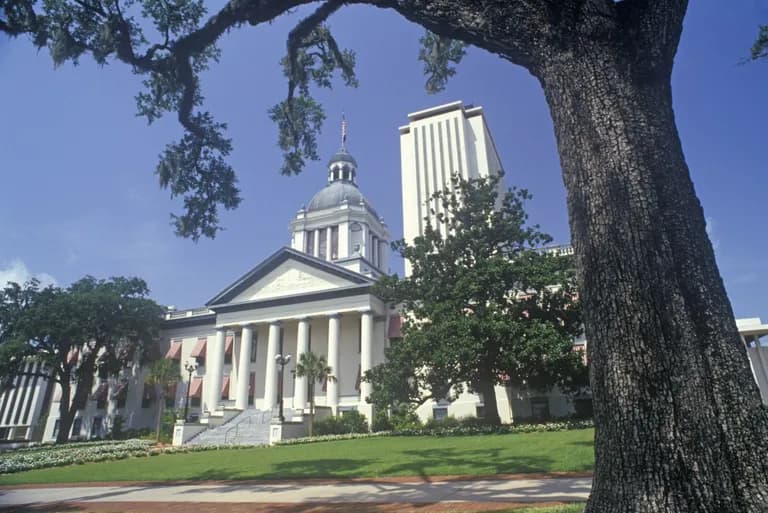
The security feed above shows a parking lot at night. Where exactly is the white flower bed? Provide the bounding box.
[0,439,155,474]
[0,440,265,475]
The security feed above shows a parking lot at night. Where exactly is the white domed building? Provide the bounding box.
[38,145,399,445]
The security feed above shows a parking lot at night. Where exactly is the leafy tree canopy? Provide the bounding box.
[0,0,469,239]
[367,174,587,425]
[0,276,164,441]
[752,25,768,61]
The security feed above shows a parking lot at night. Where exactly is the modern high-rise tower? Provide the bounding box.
[399,100,505,275]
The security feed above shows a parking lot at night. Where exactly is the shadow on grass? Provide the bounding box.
[178,458,371,481]
[379,447,556,480]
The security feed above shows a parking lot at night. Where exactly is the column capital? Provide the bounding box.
[270,320,283,327]
[298,316,312,322]
[327,313,342,320]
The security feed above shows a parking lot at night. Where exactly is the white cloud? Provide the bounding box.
[0,260,57,288]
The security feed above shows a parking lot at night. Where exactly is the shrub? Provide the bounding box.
[371,414,393,433]
[314,411,369,435]
[110,415,125,440]
[389,406,422,431]
[424,415,461,430]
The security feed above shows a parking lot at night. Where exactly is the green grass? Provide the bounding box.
[0,429,594,485]
[497,506,584,513]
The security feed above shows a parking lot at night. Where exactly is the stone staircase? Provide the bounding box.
[187,408,292,446]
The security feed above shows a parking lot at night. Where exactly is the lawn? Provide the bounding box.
[0,429,593,485]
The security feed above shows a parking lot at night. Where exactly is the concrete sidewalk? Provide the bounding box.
[0,476,591,510]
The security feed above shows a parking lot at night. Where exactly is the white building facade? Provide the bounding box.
[4,105,768,444]
[399,101,505,275]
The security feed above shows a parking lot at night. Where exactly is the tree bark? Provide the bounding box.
[156,387,165,443]
[475,373,501,425]
[56,381,74,444]
[535,43,768,512]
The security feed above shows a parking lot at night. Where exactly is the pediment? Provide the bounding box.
[206,247,371,306]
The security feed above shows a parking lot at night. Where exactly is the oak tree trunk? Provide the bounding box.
[536,44,768,512]
[56,381,74,444]
[476,373,501,426]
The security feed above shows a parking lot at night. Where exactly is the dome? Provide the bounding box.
[306,181,378,217]
[327,150,357,167]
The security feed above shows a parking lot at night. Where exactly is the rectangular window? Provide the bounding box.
[433,407,448,420]
[318,229,327,260]
[250,333,258,362]
[141,384,154,408]
[91,417,103,438]
[305,230,315,255]
[52,420,60,438]
[531,397,550,420]
[0,427,8,440]
[71,417,82,438]
[330,225,339,259]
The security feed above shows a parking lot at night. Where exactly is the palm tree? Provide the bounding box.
[144,358,180,443]
[295,351,336,437]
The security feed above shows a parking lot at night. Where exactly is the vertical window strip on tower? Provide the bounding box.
[331,225,339,259]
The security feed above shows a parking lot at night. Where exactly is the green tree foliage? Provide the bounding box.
[294,350,336,437]
[145,358,180,442]
[0,276,163,442]
[367,174,586,425]
[751,25,768,60]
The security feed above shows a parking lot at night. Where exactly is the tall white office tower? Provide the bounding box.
[399,101,505,275]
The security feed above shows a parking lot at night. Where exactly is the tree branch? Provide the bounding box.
[615,0,688,75]
[366,0,551,69]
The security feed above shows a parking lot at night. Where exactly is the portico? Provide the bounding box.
[157,143,391,435]
[200,301,381,418]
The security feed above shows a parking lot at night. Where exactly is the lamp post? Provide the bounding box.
[275,353,291,422]
[183,361,198,422]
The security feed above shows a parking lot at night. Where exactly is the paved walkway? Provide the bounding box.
[0,476,591,511]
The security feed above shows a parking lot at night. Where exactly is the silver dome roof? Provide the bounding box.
[306,181,378,217]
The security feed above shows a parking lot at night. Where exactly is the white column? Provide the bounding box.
[208,328,225,413]
[327,314,341,413]
[236,325,253,410]
[326,226,333,261]
[359,311,374,424]
[294,318,310,411]
[313,229,320,257]
[264,321,281,410]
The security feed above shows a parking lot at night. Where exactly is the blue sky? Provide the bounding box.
[1,1,766,318]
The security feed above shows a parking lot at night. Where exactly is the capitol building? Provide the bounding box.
[2,101,767,445]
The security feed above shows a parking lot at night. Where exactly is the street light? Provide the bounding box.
[275,353,292,422]
[183,361,198,422]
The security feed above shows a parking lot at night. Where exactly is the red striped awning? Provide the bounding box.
[189,377,203,399]
[111,382,128,400]
[221,376,230,399]
[191,337,207,359]
[225,335,234,356]
[91,382,109,402]
[66,348,79,366]
[387,315,403,338]
[165,340,182,360]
